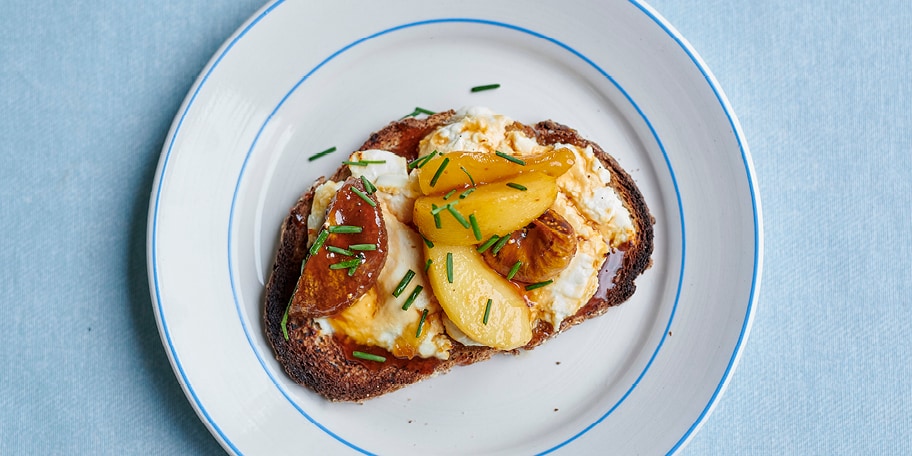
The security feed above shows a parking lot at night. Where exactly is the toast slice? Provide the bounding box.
[263,110,653,401]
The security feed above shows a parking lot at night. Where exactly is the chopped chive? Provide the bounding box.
[495,150,526,166]
[471,83,501,92]
[343,159,387,166]
[401,106,436,119]
[393,269,416,298]
[525,280,554,291]
[469,214,482,241]
[431,204,442,229]
[459,187,476,199]
[460,166,476,186]
[477,235,499,253]
[326,245,354,256]
[416,309,429,338]
[349,243,377,251]
[350,186,376,207]
[443,189,457,200]
[309,229,329,256]
[506,182,527,191]
[406,151,437,169]
[328,225,362,234]
[429,157,450,187]
[401,285,423,310]
[407,150,438,169]
[446,204,471,228]
[431,201,454,215]
[446,252,454,283]
[359,175,377,194]
[483,298,492,325]
[329,259,362,269]
[507,261,522,280]
[421,235,434,248]
[308,146,337,161]
[424,258,433,272]
[491,235,511,255]
[352,351,386,362]
[281,304,290,340]
[347,265,358,276]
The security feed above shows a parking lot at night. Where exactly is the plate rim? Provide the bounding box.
[147,1,763,454]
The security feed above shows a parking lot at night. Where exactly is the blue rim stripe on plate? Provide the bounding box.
[150,1,285,454]
[628,2,761,454]
[227,17,685,456]
[148,0,762,454]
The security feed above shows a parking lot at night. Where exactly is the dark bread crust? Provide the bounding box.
[264,112,653,401]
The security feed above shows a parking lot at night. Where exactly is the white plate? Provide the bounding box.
[148,0,761,454]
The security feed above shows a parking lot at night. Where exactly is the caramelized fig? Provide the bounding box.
[288,177,388,319]
[482,209,577,283]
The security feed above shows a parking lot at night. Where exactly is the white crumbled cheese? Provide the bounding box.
[554,143,635,247]
[348,149,410,190]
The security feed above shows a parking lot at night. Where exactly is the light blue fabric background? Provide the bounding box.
[1,1,909,454]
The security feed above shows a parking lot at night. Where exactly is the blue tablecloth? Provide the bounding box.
[2,1,909,454]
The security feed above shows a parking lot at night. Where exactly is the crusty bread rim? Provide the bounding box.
[264,110,654,401]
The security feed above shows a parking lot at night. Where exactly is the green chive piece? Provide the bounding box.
[347,265,358,276]
[281,304,290,340]
[416,309,429,338]
[469,214,482,241]
[471,83,501,92]
[495,150,526,166]
[343,159,387,166]
[525,280,554,291]
[308,146,337,161]
[506,182,528,191]
[330,259,362,269]
[507,261,522,280]
[360,175,377,194]
[430,157,450,187]
[459,187,476,199]
[424,258,433,272]
[431,204,442,229]
[408,150,439,169]
[352,351,386,362]
[443,189,457,200]
[328,225,362,234]
[401,107,436,119]
[309,229,329,256]
[446,252,454,283]
[447,204,471,228]
[349,243,377,251]
[430,201,453,215]
[401,285,423,310]
[483,298,493,325]
[326,245,354,256]
[351,186,376,207]
[491,235,511,255]
[477,235,499,253]
[460,166,476,186]
[393,269,416,298]
[422,235,434,248]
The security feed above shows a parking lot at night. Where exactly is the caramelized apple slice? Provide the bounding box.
[413,172,558,246]
[416,147,574,195]
[425,244,532,350]
[288,177,387,319]
[483,209,577,283]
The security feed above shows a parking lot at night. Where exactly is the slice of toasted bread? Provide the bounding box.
[263,110,653,401]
